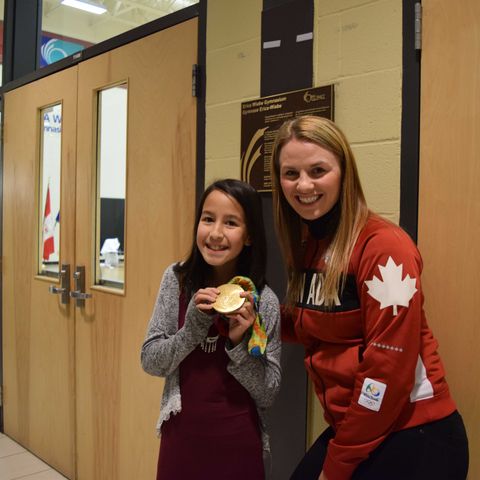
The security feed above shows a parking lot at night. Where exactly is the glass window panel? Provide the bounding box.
[95,84,127,289]
[39,104,62,277]
[40,0,199,67]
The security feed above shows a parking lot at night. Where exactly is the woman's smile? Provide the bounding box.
[297,194,322,204]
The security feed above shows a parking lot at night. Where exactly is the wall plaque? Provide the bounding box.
[241,84,334,192]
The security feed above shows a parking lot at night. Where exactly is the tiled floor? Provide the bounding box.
[0,433,67,480]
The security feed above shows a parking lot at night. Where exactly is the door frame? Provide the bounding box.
[0,1,206,433]
[0,94,3,432]
[400,0,422,242]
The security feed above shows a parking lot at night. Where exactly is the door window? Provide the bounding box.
[39,103,62,277]
[95,84,128,289]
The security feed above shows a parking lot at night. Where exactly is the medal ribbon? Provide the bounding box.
[228,276,267,357]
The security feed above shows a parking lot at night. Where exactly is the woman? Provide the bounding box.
[271,115,468,480]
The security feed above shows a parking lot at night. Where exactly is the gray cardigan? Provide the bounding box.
[141,264,282,454]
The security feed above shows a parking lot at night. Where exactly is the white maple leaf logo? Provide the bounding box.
[365,257,417,316]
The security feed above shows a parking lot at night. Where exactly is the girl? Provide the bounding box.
[141,179,281,480]
[271,116,468,480]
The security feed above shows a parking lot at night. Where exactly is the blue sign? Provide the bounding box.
[40,36,85,66]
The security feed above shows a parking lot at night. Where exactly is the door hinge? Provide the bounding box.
[415,2,422,51]
[192,64,201,98]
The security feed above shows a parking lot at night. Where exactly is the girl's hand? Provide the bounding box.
[194,287,220,314]
[224,292,255,346]
[319,471,328,480]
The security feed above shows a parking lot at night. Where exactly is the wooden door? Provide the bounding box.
[3,18,197,480]
[2,68,77,477]
[74,19,197,479]
[418,1,479,478]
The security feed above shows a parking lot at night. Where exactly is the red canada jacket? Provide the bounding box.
[282,215,457,480]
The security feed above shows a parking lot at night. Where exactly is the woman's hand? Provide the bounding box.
[224,292,255,346]
[194,287,220,314]
[319,471,328,480]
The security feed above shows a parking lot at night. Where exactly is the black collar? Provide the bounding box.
[304,202,341,240]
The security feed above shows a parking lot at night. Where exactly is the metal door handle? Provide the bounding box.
[70,266,91,307]
[49,285,66,294]
[70,290,92,300]
[48,264,70,304]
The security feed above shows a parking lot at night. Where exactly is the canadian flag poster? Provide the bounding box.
[43,185,55,261]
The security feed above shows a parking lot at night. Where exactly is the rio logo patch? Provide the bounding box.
[358,378,387,412]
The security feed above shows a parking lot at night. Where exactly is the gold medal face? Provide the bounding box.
[212,284,245,314]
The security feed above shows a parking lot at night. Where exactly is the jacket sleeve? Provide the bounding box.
[323,227,425,480]
[226,285,282,409]
[141,264,213,378]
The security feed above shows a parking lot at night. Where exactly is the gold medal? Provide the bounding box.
[212,284,245,314]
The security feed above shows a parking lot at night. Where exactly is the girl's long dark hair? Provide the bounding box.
[174,179,267,297]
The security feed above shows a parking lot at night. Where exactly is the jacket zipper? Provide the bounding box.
[309,354,336,428]
[300,239,336,428]
[299,240,320,330]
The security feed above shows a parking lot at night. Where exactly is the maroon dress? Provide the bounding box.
[156,295,264,480]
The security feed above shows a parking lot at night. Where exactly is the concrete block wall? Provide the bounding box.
[206,0,402,222]
[315,0,402,222]
[205,0,262,184]
[205,0,402,447]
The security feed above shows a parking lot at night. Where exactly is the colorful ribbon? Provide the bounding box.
[228,276,267,357]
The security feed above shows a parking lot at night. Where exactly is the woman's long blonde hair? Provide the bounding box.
[271,116,370,307]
